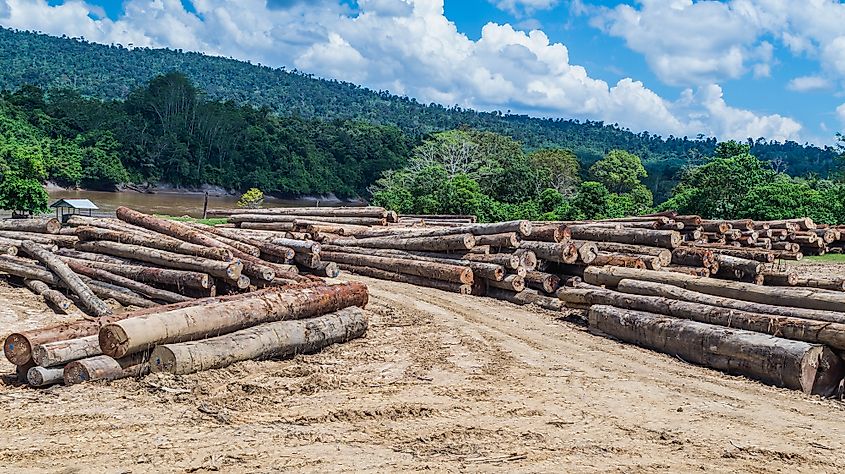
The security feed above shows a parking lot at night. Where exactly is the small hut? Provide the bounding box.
[50,199,99,223]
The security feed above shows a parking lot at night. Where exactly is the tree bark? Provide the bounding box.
[671,248,715,267]
[309,261,340,278]
[662,265,711,277]
[65,260,191,304]
[592,253,646,269]
[474,232,521,249]
[32,335,101,367]
[448,252,520,270]
[524,271,560,294]
[0,217,60,234]
[568,227,681,249]
[149,307,368,375]
[486,274,525,292]
[27,366,64,387]
[0,231,77,247]
[75,241,242,282]
[692,245,776,263]
[76,226,232,261]
[588,305,844,396]
[584,266,845,312]
[795,278,845,291]
[190,224,297,261]
[64,353,149,385]
[616,278,845,324]
[594,242,671,266]
[337,264,471,294]
[55,248,133,265]
[99,282,369,358]
[714,254,763,279]
[240,222,295,231]
[21,241,112,318]
[57,256,211,290]
[762,271,799,286]
[513,249,538,271]
[321,251,472,284]
[485,287,563,310]
[24,279,72,313]
[329,234,475,252]
[519,241,578,264]
[525,224,568,242]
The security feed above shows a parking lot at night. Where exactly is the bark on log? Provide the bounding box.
[32,335,101,367]
[588,305,844,396]
[24,279,72,313]
[330,234,475,252]
[571,240,599,265]
[63,353,149,385]
[568,227,682,249]
[524,271,560,294]
[75,241,242,282]
[663,265,711,277]
[701,221,731,233]
[524,224,568,242]
[485,287,563,310]
[150,307,368,375]
[321,251,472,284]
[99,282,369,358]
[57,256,211,290]
[80,276,158,308]
[21,241,111,318]
[486,274,525,292]
[75,226,232,261]
[762,271,799,286]
[55,248,133,265]
[325,248,505,281]
[584,266,845,312]
[594,242,671,266]
[454,252,520,270]
[294,252,321,269]
[693,245,776,263]
[67,215,145,233]
[474,232,521,248]
[714,254,764,278]
[240,222,295,231]
[27,366,64,387]
[65,260,191,304]
[795,278,845,292]
[337,264,471,294]
[513,249,538,272]
[519,241,578,264]
[0,218,60,234]
[211,207,387,218]
[0,231,77,247]
[671,248,715,267]
[591,253,646,269]
[616,279,845,325]
[309,262,340,278]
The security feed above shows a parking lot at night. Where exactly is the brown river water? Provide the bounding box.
[47,190,346,218]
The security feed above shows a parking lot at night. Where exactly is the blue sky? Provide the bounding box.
[4,0,845,145]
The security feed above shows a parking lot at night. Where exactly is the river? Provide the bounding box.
[47,190,347,218]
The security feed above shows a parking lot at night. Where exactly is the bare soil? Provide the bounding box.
[1,275,844,473]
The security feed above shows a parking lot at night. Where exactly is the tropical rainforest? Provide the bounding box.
[0,27,843,221]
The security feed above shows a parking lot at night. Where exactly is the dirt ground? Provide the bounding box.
[1,275,845,473]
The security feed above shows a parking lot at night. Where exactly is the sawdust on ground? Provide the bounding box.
[1,274,844,473]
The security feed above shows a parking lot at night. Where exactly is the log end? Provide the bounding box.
[98,324,131,359]
[801,346,845,397]
[149,345,178,374]
[63,360,89,385]
[3,333,32,366]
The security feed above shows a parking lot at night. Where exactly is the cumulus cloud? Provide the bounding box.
[490,0,558,17]
[787,75,831,92]
[0,0,806,142]
[837,103,845,125]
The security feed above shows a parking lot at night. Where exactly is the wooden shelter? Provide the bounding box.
[50,199,99,222]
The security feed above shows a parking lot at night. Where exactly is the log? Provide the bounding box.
[568,227,681,249]
[485,287,563,310]
[663,265,711,277]
[75,226,232,261]
[331,234,475,252]
[513,249,538,272]
[191,226,262,257]
[63,353,149,385]
[32,335,101,367]
[293,252,321,269]
[0,231,77,247]
[54,248,133,265]
[671,248,714,267]
[65,260,191,304]
[75,241,242,282]
[321,251,472,284]
[67,215,145,233]
[588,305,844,396]
[584,266,845,312]
[571,240,599,265]
[24,279,72,313]
[57,257,211,290]
[21,241,111,317]
[592,253,645,269]
[99,282,369,358]
[267,237,320,254]
[150,307,368,375]
[524,271,560,294]
[486,274,525,292]
[714,255,763,278]
[694,246,775,263]
[519,241,578,264]
[337,264,471,294]
[594,242,671,266]
[616,279,845,325]
[310,262,340,278]
[474,232,521,248]
[762,271,799,286]
[0,217,61,234]
[80,276,158,308]
[455,252,520,270]
[525,224,568,242]
[701,221,731,233]
[241,222,295,231]
[796,278,845,292]
[27,366,64,387]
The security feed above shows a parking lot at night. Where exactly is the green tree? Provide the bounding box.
[572,181,611,220]
[528,148,580,195]
[589,149,647,194]
[237,187,265,208]
[737,177,834,223]
[0,174,48,214]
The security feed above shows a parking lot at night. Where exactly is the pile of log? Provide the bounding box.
[8,281,369,387]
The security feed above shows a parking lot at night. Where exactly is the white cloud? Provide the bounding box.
[787,75,831,92]
[491,0,558,17]
[0,0,807,142]
[837,103,845,125]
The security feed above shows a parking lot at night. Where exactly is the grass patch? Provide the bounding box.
[791,254,845,264]
[156,214,229,226]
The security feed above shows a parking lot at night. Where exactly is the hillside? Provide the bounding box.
[0,27,840,199]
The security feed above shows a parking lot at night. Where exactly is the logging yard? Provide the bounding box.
[2,207,845,472]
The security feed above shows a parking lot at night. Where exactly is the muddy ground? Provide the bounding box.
[1,274,844,473]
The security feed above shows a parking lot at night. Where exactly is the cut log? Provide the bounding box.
[671,248,714,267]
[474,232,521,248]
[485,287,563,310]
[54,248,133,265]
[75,241,242,282]
[519,241,578,264]
[513,249,538,272]
[99,282,369,358]
[150,307,368,375]
[309,262,340,278]
[0,231,77,247]
[27,366,64,387]
[330,234,475,252]
[66,215,145,233]
[525,224,568,242]
[616,279,845,324]
[487,274,525,292]
[454,252,520,270]
[795,278,845,292]
[693,245,776,263]
[584,266,845,312]
[63,353,149,385]
[337,264,471,294]
[190,226,262,257]
[762,271,799,286]
[588,305,844,396]
[592,253,645,269]
[714,254,764,279]
[21,241,111,318]
[75,226,232,261]
[594,242,671,266]
[0,217,60,234]
[321,251,472,284]
[32,335,101,367]
[240,222,295,231]
[57,256,211,290]
[80,276,158,308]
[568,227,681,249]
[663,265,711,277]
[65,260,191,304]
[571,240,599,265]
[24,279,72,313]
[524,271,560,294]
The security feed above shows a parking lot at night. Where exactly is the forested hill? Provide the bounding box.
[0,27,840,197]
